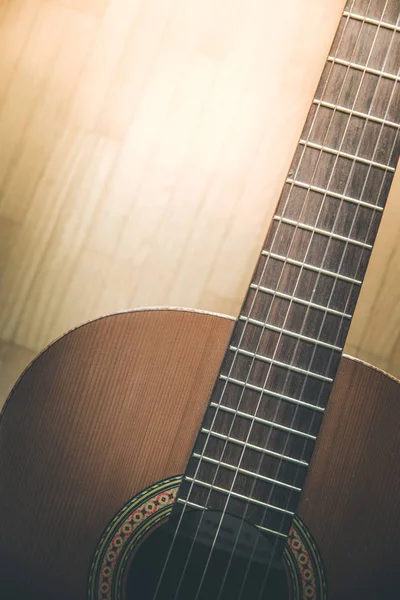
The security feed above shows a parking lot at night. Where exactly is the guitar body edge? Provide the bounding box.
[0,308,399,599]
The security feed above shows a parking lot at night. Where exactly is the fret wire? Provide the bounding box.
[327,55,400,82]
[176,501,290,542]
[249,283,352,318]
[343,10,400,33]
[176,499,290,541]
[188,4,383,592]
[176,498,205,511]
[209,401,317,440]
[238,315,342,351]
[260,3,400,565]
[251,9,400,596]
[229,345,333,383]
[285,177,384,211]
[283,2,399,444]
[299,138,396,172]
[252,2,392,504]
[229,8,389,555]
[183,477,295,515]
[260,250,362,284]
[219,374,326,413]
[192,453,303,491]
[313,98,400,130]
[200,428,309,467]
[306,10,400,405]
[154,2,356,582]
[310,36,400,416]
[256,524,288,540]
[178,8,396,596]
[177,4,362,547]
[273,215,373,249]
[186,7,365,541]
[160,5,395,597]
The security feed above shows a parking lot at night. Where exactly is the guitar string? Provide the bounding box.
[196,7,391,597]
[149,4,360,599]
[252,29,400,600]
[244,5,400,597]
[150,0,384,596]
[149,11,300,597]
[165,0,376,596]
[163,2,373,598]
[253,71,400,600]
[209,4,400,598]
[163,6,363,600]
[201,1,398,598]
[214,3,399,598]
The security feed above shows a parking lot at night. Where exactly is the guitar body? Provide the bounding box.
[1,308,400,600]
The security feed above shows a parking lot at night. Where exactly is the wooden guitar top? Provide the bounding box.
[0,308,399,599]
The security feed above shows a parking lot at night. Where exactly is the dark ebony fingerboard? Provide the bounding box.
[176,0,400,550]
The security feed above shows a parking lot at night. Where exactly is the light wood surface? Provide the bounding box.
[1,309,399,599]
[0,0,399,407]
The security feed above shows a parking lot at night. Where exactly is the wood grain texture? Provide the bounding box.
[300,356,400,599]
[0,309,234,599]
[1,309,399,599]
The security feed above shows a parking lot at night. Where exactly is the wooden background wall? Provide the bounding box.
[0,0,399,408]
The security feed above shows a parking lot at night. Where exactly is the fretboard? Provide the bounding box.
[176,0,400,550]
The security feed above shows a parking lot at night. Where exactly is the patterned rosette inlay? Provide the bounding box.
[88,476,326,600]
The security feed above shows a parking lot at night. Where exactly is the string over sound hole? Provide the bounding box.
[125,510,289,600]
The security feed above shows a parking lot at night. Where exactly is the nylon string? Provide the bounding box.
[150,1,398,597]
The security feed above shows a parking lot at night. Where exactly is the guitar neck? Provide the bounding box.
[176,0,400,548]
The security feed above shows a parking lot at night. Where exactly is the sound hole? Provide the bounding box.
[125,509,289,599]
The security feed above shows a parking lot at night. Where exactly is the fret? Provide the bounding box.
[285,177,384,212]
[203,400,316,458]
[244,280,352,346]
[257,524,288,540]
[201,428,310,467]
[302,104,399,171]
[317,62,400,123]
[260,250,362,285]
[327,56,400,82]
[249,283,352,319]
[228,345,333,383]
[192,453,303,491]
[209,401,317,440]
[177,496,289,541]
[342,11,400,34]
[292,146,393,209]
[348,1,400,26]
[331,14,399,74]
[227,333,339,399]
[193,430,309,493]
[176,497,205,511]
[176,2,400,540]
[183,477,295,516]
[277,182,383,249]
[298,139,396,172]
[219,375,326,413]
[252,258,359,333]
[231,320,342,377]
[266,220,370,282]
[273,215,373,249]
[313,98,400,130]
[212,377,325,438]
[239,314,342,351]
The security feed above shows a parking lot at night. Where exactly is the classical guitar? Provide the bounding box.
[1,1,400,599]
